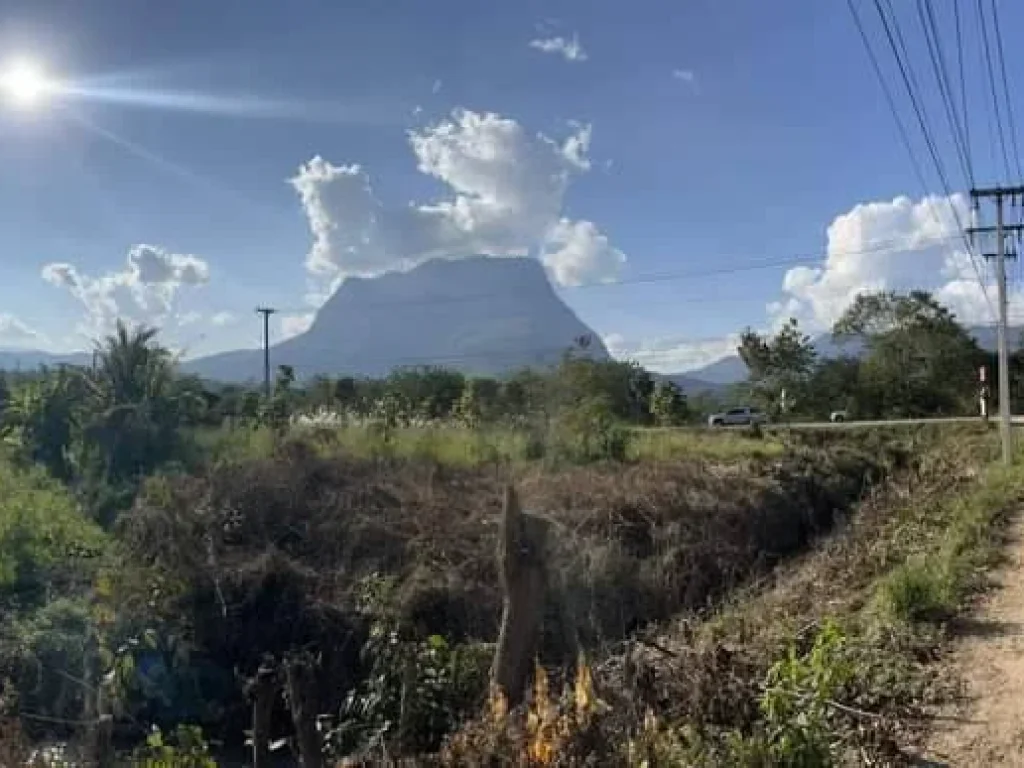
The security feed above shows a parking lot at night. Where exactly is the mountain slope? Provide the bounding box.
[0,349,91,371]
[184,257,608,382]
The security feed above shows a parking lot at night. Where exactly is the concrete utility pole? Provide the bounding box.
[968,186,1024,465]
[255,307,277,399]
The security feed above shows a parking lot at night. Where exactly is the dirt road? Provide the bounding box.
[918,515,1024,766]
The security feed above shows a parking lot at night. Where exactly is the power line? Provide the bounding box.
[987,0,1024,181]
[874,0,958,203]
[975,0,1013,179]
[848,0,994,317]
[916,0,973,186]
[954,0,972,179]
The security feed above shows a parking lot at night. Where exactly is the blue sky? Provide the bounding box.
[0,0,1021,371]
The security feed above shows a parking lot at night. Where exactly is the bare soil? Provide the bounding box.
[918,514,1024,767]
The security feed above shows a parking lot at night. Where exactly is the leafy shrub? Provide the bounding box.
[0,461,107,609]
[331,631,491,756]
[7,599,94,736]
[131,724,216,767]
[874,557,953,623]
[756,620,851,766]
[548,396,631,463]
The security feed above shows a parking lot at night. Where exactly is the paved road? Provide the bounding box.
[764,416,1024,430]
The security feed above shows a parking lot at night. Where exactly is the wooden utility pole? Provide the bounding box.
[256,307,277,399]
[968,186,1024,465]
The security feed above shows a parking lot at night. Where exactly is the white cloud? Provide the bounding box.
[771,194,1006,331]
[529,34,588,62]
[210,311,237,327]
[42,244,210,338]
[0,313,45,348]
[672,69,696,84]
[431,79,442,94]
[542,219,624,287]
[280,313,314,339]
[604,332,741,373]
[290,109,623,298]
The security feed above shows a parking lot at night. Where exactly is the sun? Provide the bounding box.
[1,60,53,109]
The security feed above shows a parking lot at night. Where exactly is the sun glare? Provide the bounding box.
[1,59,53,109]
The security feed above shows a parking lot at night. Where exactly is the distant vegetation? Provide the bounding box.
[0,290,1021,765]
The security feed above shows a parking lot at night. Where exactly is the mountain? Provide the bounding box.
[662,373,728,395]
[0,349,91,371]
[679,326,1020,386]
[184,257,609,382]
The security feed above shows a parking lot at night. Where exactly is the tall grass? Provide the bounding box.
[629,427,786,461]
[196,421,793,468]
[873,461,1024,623]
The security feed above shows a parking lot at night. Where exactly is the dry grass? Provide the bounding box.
[108,433,907,763]
[628,427,786,461]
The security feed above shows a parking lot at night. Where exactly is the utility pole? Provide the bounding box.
[255,307,277,399]
[968,186,1024,465]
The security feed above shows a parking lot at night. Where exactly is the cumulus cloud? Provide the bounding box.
[542,219,624,287]
[529,34,588,62]
[280,313,314,339]
[42,244,210,338]
[604,332,741,373]
[290,109,623,297]
[771,194,1007,332]
[0,313,45,347]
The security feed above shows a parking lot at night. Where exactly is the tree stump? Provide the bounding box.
[490,485,549,706]
[284,652,324,768]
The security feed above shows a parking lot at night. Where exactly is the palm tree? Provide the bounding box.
[84,321,186,484]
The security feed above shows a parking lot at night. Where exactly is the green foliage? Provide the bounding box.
[833,291,981,418]
[875,557,953,623]
[629,428,785,461]
[649,380,689,426]
[333,630,491,755]
[0,461,107,608]
[738,318,816,415]
[756,620,851,767]
[327,575,490,755]
[550,355,654,424]
[802,357,862,420]
[82,321,199,493]
[1,368,86,481]
[131,724,217,768]
[549,395,631,463]
[7,598,95,731]
[873,462,1024,625]
[260,364,296,432]
[386,366,466,420]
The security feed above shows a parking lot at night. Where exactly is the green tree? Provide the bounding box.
[82,322,184,485]
[385,367,465,420]
[262,364,296,430]
[333,376,358,410]
[551,356,655,424]
[738,317,817,415]
[832,291,981,417]
[803,357,863,419]
[1,368,86,481]
[650,380,689,426]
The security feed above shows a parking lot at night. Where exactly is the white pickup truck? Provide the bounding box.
[708,406,768,428]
